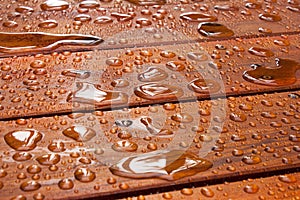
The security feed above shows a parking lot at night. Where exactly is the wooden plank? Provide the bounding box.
[0,34,300,119]
[0,90,299,199]
[0,0,300,57]
[125,172,300,199]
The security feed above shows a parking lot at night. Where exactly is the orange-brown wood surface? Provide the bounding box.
[0,0,300,199]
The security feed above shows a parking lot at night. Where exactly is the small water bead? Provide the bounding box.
[20,181,41,191]
[111,12,134,22]
[136,18,152,26]
[27,165,42,174]
[242,155,262,164]
[261,112,277,118]
[0,169,7,178]
[40,0,70,11]
[134,83,183,100]
[198,22,234,38]
[74,167,96,182]
[243,58,300,86]
[289,134,300,142]
[232,149,244,156]
[166,61,185,71]
[160,51,176,58]
[244,184,260,194]
[4,130,43,151]
[138,67,168,82]
[79,0,100,8]
[229,113,247,122]
[171,113,193,123]
[245,2,262,9]
[3,21,18,28]
[274,39,290,46]
[68,82,128,106]
[109,150,212,180]
[106,57,123,66]
[188,79,221,94]
[180,12,217,22]
[187,52,208,61]
[38,20,58,29]
[61,69,90,79]
[10,195,27,200]
[112,140,138,152]
[287,5,300,12]
[13,152,33,161]
[15,6,34,13]
[126,0,166,5]
[278,175,297,183]
[74,14,92,22]
[107,177,116,184]
[30,60,46,68]
[115,120,133,127]
[214,4,239,11]
[36,154,60,165]
[111,79,129,88]
[259,13,282,22]
[33,193,45,200]
[181,188,193,195]
[48,141,66,152]
[63,125,96,142]
[239,103,253,111]
[201,187,215,197]
[118,131,132,139]
[248,47,274,57]
[94,16,113,24]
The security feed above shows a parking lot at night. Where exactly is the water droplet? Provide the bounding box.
[112,140,138,152]
[30,60,46,68]
[287,5,300,13]
[118,131,132,139]
[134,83,183,100]
[141,117,173,136]
[61,69,90,79]
[20,181,41,191]
[48,141,66,152]
[248,47,274,57]
[0,169,7,178]
[68,82,128,107]
[94,16,113,24]
[10,195,27,200]
[244,184,260,194]
[181,188,193,195]
[74,14,92,22]
[239,103,253,111]
[245,2,262,9]
[214,4,239,11]
[171,113,193,123]
[74,167,96,182]
[261,112,277,118]
[160,51,176,58]
[136,18,152,26]
[62,125,96,142]
[40,0,70,11]
[166,61,185,71]
[38,20,58,29]
[138,67,168,82]
[259,13,282,22]
[187,52,208,61]
[126,0,166,6]
[198,22,234,38]
[278,175,297,183]
[232,149,244,156]
[111,79,129,88]
[201,187,215,197]
[188,79,221,94]
[27,165,42,174]
[0,32,102,54]
[106,57,123,66]
[243,58,300,86]
[109,150,212,180]
[180,12,217,22]
[115,120,133,127]
[229,113,247,122]
[13,152,33,161]
[79,0,100,8]
[58,178,74,190]
[15,6,34,13]
[3,21,18,28]
[111,12,134,22]
[4,130,43,151]
[242,155,262,164]
[36,154,60,165]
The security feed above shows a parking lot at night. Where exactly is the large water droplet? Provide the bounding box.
[138,67,168,82]
[112,140,138,152]
[20,181,41,191]
[40,0,70,11]
[0,32,102,54]
[62,125,96,142]
[36,154,61,165]
[67,82,128,107]
[134,83,183,100]
[188,79,221,94]
[4,130,43,151]
[198,22,234,38]
[110,150,212,180]
[243,58,300,86]
[58,178,74,190]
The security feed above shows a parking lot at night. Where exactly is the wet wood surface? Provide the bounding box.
[0,0,300,199]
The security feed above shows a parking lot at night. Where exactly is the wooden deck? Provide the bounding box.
[0,0,300,199]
